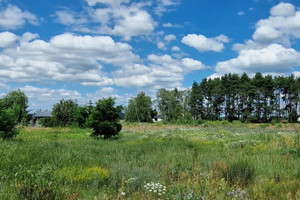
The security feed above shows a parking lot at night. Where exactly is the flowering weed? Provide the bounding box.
[56,166,109,184]
[144,182,166,197]
[227,188,248,200]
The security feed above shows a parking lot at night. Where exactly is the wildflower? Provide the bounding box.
[227,188,248,200]
[120,192,126,196]
[144,182,166,197]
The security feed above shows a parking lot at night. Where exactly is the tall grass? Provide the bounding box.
[0,124,299,199]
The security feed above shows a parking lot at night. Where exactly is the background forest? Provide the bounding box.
[126,72,300,124]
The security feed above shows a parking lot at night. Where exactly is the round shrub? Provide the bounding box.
[87,98,122,139]
[0,107,19,139]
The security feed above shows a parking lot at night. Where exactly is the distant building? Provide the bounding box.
[32,111,52,126]
[153,115,163,122]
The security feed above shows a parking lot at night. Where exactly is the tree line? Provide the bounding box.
[0,90,122,139]
[41,98,122,139]
[126,72,300,124]
[1,72,300,139]
[189,72,300,123]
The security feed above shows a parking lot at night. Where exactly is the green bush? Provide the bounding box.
[40,117,57,127]
[0,106,19,139]
[259,123,269,128]
[87,98,122,139]
[196,118,205,125]
[222,159,256,187]
[275,123,282,128]
[52,99,78,126]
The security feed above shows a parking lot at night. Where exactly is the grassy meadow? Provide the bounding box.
[0,122,300,199]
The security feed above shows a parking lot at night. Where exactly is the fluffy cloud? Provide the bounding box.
[0,4,38,30]
[253,2,300,46]
[0,31,207,92]
[171,46,180,51]
[182,58,207,71]
[270,2,295,16]
[211,2,300,77]
[252,26,283,44]
[155,0,179,16]
[215,43,300,74]
[113,54,207,88]
[0,32,139,86]
[55,1,157,40]
[20,85,83,111]
[156,34,176,51]
[0,32,17,47]
[157,42,167,50]
[109,10,156,40]
[55,10,87,25]
[15,85,127,111]
[56,0,180,40]
[164,34,176,42]
[181,34,229,52]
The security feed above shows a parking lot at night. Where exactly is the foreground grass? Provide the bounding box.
[0,123,299,199]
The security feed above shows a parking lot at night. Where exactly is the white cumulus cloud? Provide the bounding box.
[0,4,38,30]
[215,43,300,75]
[20,85,83,111]
[181,34,229,52]
[0,31,17,47]
[110,10,156,40]
[212,2,300,78]
[270,2,295,16]
[182,58,207,71]
[253,2,300,46]
[0,32,139,86]
[55,1,157,40]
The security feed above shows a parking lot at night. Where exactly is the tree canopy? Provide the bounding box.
[52,99,78,126]
[187,73,300,123]
[2,89,28,124]
[125,91,153,123]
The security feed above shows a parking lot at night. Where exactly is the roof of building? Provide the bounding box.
[33,111,52,118]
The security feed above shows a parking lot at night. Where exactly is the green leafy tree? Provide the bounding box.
[87,98,122,139]
[52,99,78,126]
[125,91,153,122]
[0,100,19,139]
[156,88,182,122]
[2,89,28,124]
[125,98,139,122]
[75,106,90,128]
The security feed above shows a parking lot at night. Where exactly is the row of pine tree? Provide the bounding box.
[189,72,300,123]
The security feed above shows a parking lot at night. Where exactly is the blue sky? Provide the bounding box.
[0,0,300,112]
